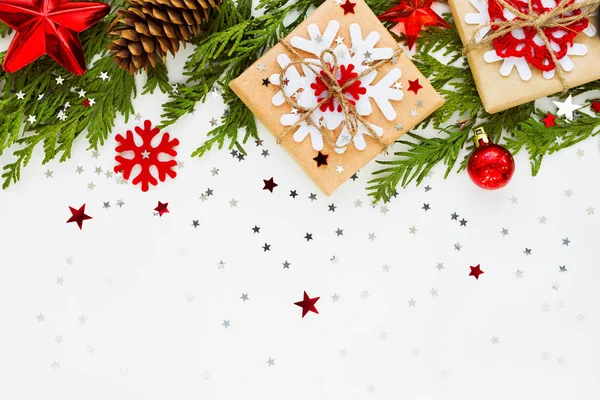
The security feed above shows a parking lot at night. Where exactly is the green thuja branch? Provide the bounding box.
[364,0,396,16]
[412,53,465,91]
[479,102,536,144]
[191,90,257,158]
[505,109,600,175]
[409,14,463,64]
[367,129,470,203]
[0,22,11,38]
[0,0,139,188]
[143,58,171,95]
[412,54,482,131]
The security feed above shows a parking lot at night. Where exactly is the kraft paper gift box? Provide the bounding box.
[449,0,600,114]
[229,0,444,195]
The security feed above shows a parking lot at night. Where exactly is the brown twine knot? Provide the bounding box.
[276,40,403,153]
[464,0,600,92]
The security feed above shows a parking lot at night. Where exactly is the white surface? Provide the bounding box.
[1,8,600,400]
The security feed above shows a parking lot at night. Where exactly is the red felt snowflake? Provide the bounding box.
[488,0,589,72]
[310,63,366,112]
[114,120,179,192]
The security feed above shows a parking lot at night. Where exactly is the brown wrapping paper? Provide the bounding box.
[450,0,600,114]
[229,0,444,195]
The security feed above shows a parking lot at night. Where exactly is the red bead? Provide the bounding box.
[467,142,515,190]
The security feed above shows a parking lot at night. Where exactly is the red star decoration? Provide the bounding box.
[0,0,110,75]
[378,0,450,50]
[154,201,169,216]
[294,291,320,318]
[407,79,423,94]
[82,99,91,108]
[313,151,329,167]
[263,177,278,192]
[66,204,92,230]
[542,112,557,128]
[340,0,356,14]
[469,264,484,280]
[591,100,600,114]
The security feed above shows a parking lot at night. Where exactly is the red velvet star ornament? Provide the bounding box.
[469,264,484,280]
[340,0,356,14]
[378,0,450,50]
[407,78,423,94]
[591,100,600,114]
[294,291,320,318]
[0,0,110,75]
[154,201,169,216]
[542,112,557,128]
[66,204,92,230]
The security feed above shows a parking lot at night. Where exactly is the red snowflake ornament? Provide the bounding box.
[114,120,179,192]
[488,0,589,73]
[310,63,366,112]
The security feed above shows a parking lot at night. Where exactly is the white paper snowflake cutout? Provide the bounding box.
[465,0,491,42]
[270,20,403,154]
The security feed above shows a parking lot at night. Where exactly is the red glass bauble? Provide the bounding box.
[467,135,515,190]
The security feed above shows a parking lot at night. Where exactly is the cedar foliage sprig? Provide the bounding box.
[505,108,600,175]
[367,129,470,201]
[0,0,171,188]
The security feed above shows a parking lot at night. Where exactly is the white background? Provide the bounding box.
[1,3,600,399]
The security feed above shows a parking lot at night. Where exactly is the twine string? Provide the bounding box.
[277,39,403,152]
[464,0,600,91]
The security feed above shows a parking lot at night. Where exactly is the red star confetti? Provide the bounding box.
[154,201,169,216]
[82,99,91,107]
[378,0,450,50]
[294,291,320,318]
[469,264,484,280]
[340,0,356,14]
[0,0,110,75]
[66,204,92,230]
[542,112,557,128]
[313,151,329,167]
[263,177,278,192]
[591,99,600,114]
[407,79,423,94]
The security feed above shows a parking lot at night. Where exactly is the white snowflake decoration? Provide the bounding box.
[465,0,491,42]
[270,21,403,154]
[465,0,596,81]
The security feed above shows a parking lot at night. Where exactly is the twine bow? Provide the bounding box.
[464,0,600,91]
[277,39,403,152]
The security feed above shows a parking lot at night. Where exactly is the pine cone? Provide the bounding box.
[108,0,220,74]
